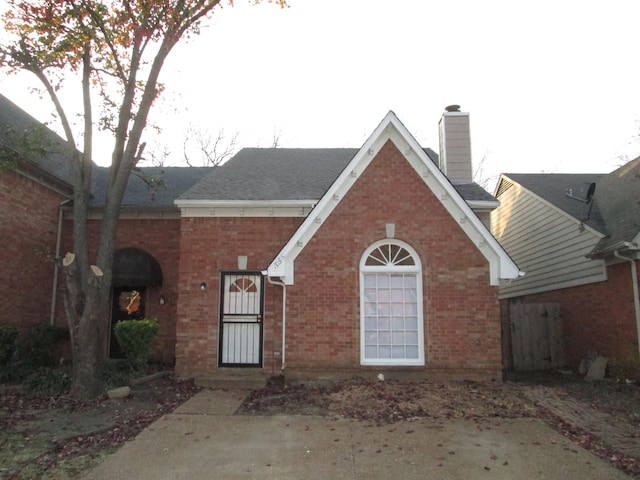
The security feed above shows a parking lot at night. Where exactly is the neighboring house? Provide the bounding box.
[0,94,73,332]
[1,95,521,380]
[492,160,640,370]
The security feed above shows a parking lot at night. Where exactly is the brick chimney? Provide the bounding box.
[438,105,473,183]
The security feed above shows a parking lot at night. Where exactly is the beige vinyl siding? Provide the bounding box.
[492,182,606,298]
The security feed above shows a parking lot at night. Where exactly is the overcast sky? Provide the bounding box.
[2,0,640,188]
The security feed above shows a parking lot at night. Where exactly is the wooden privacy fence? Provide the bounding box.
[510,303,564,371]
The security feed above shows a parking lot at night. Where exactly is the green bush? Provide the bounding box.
[102,359,131,389]
[610,346,640,381]
[24,366,71,397]
[114,319,159,374]
[0,325,19,366]
[25,324,69,367]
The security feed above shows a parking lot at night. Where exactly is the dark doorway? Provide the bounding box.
[110,287,146,358]
[110,248,162,358]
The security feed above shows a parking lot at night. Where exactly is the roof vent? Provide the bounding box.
[445,104,461,113]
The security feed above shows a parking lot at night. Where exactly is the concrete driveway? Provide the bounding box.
[82,389,632,480]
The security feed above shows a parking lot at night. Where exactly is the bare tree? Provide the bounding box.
[182,125,239,166]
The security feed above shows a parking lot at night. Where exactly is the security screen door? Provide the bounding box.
[219,273,264,367]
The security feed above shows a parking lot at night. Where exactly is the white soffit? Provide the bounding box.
[268,111,521,285]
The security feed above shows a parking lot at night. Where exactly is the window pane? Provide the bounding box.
[404,289,417,302]
[391,317,404,330]
[406,346,419,358]
[378,317,390,330]
[364,317,377,330]
[378,275,390,288]
[365,346,378,358]
[378,345,391,358]
[406,317,418,330]
[392,346,405,358]
[364,302,377,316]
[379,332,391,345]
[378,289,390,302]
[392,331,405,344]
[391,288,404,302]
[365,331,377,345]
[364,288,377,302]
[404,275,416,287]
[404,303,417,315]
[406,331,418,345]
[390,275,404,287]
[364,274,376,288]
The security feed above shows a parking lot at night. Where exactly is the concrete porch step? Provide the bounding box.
[195,369,269,390]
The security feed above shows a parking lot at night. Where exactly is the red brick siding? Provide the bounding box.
[174,141,502,380]
[285,140,501,376]
[174,216,303,378]
[504,260,639,368]
[58,217,182,364]
[0,169,64,329]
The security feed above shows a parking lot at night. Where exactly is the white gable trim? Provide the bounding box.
[268,111,521,286]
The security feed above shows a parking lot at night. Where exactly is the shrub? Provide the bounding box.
[102,359,131,389]
[609,346,640,381]
[0,325,19,366]
[114,319,159,374]
[24,366,71,397]
[24,324,69,367]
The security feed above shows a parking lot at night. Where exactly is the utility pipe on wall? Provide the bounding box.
[266,274,287,371]
[50,199,71,325]
[614,250,640,356]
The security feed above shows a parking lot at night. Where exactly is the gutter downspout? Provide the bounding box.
[614,250,640,356]
[50,199,71,325]
[266,274,287,371]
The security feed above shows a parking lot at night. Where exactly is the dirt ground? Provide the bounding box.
[1,371,639,479]
[0,375,201,480]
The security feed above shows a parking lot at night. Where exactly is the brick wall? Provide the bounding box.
[58,217,182,364]
[285,140,501,378]
[0,168,65,329]
[174,216,303,378]
[174,140,502,380]
[504,260,639,368]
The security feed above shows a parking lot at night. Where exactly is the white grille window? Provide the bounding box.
[360,240,424,366]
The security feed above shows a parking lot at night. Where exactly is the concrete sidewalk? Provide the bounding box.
[82,389,632,480]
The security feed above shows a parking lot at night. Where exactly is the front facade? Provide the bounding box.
[2,95,521,381]
[174,111,519,381]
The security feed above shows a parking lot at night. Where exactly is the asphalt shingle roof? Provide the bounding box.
[503,160,640,255]
[0,94,73,186]
[90,166,214,209]
[503,173,607,234]
[180,147,495,204]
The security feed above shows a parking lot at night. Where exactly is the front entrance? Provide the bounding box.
[219,272,264,367]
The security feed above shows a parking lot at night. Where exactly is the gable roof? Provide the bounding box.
[267,111,521,286]
[498,173,607,234]
[496,157,640,258]
[177,146,495,207]
[589,156,640,256]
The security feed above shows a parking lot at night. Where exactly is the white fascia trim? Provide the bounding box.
[175,199,319,209]
[175,199,318,217]
[268,111,521,286]
[499,174,607,239]
[467,200,500,211]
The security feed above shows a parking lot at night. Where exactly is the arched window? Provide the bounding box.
[360,240,424,366]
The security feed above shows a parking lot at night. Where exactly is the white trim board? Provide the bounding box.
[268,111,521,286]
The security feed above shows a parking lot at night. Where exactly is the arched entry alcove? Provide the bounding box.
[110,247,163,357]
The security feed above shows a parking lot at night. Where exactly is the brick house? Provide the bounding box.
[492,159,640,370]
[174,109,519,381]
[2,95,520,380]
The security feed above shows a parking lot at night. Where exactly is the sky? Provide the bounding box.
[2,0,640,189]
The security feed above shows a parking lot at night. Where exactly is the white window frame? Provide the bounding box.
[360,239,425,366]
